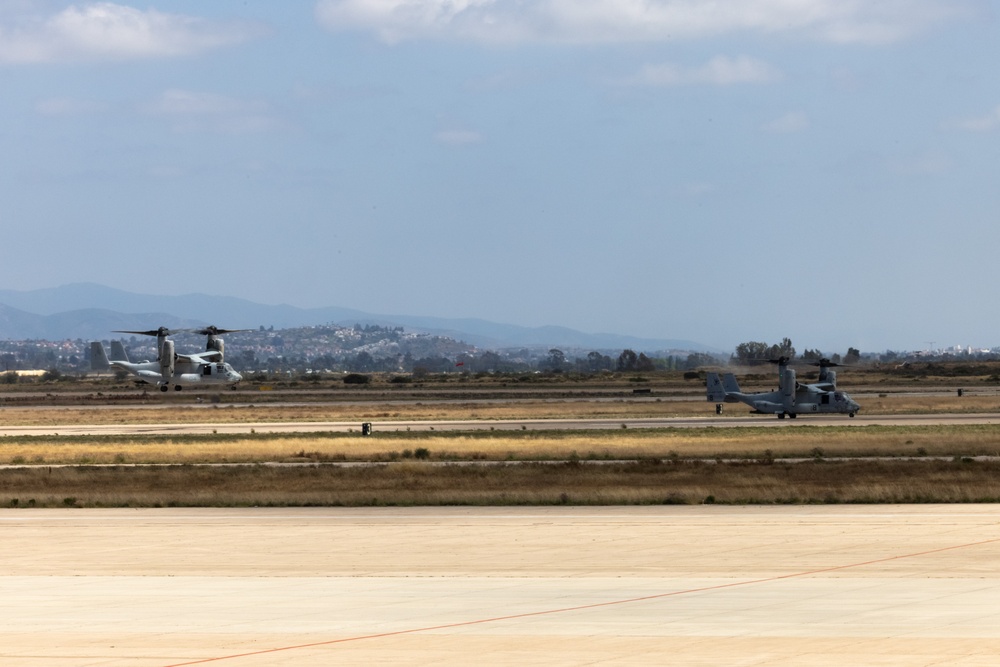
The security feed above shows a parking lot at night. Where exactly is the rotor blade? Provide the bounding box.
[113,327,175,337]
[190,326,251,336]
[807,358,847,368]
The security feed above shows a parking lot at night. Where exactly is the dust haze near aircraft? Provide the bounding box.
[706,357,860,418]
[91,326,244,391]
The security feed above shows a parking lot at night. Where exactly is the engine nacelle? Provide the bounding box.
[781,367,796,410]
[159,339,175,381]
[207,336,224,357]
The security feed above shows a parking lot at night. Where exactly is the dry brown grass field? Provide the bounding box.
[1,425,998,507]
[3,459,999,508]
[1,367,999,506]
[1,425,999,465]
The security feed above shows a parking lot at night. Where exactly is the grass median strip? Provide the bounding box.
[0,425,998,464]
[0,425,998,507]
[2,459,999,508]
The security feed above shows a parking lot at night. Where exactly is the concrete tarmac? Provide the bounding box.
[1,506,999,666]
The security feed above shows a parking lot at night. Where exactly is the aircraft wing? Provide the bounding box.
[178,350,223,364]
[805,382,836,392]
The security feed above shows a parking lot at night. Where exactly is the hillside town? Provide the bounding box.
[0,323,711,379]
[0,324,998,382]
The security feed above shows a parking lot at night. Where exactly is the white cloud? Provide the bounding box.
[35,96,107,116]
[144,89,264,116]
[0,2,260,64]
[950,106,1000,132]
[435,128,483,145]
[889,153,953,176]
[142,89,281,134]
[623,55,780,87]
[314,0,972,45]
[763,111,809,133]
[679,181,716,197]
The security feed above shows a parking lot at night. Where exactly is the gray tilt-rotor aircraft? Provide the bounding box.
[706,357,860,418]
[91,326,245,391]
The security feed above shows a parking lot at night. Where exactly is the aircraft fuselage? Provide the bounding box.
[110,360,242,391]
[737,389,861,418]
[707,370,860,418]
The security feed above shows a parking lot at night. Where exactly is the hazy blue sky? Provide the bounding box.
[1,1,997,353]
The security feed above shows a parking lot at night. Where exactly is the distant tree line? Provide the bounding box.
[7,327,998,382]
[731,338,862,366]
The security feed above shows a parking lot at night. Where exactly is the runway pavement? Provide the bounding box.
[1,506,999,666]
[1,411,999,436]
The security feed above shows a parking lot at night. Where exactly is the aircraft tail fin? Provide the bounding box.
[706,373,728,402]
[722,373,741,394]
[90,342,110,370]
[109,340,130,363]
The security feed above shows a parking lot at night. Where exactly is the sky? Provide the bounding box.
[1,0,998,354]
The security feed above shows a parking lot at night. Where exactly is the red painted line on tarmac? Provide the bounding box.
[161,535,1000,666]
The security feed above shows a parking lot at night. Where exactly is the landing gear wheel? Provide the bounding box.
[174,385,183,391]
[849,412,856,418]
[160,386,168,392]
[778,413,786,419]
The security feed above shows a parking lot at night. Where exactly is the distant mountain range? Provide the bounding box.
[0,283,716,354]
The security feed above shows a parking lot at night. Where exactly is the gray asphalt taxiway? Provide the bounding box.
[2,411,1000,437]
[1,506,999,666]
